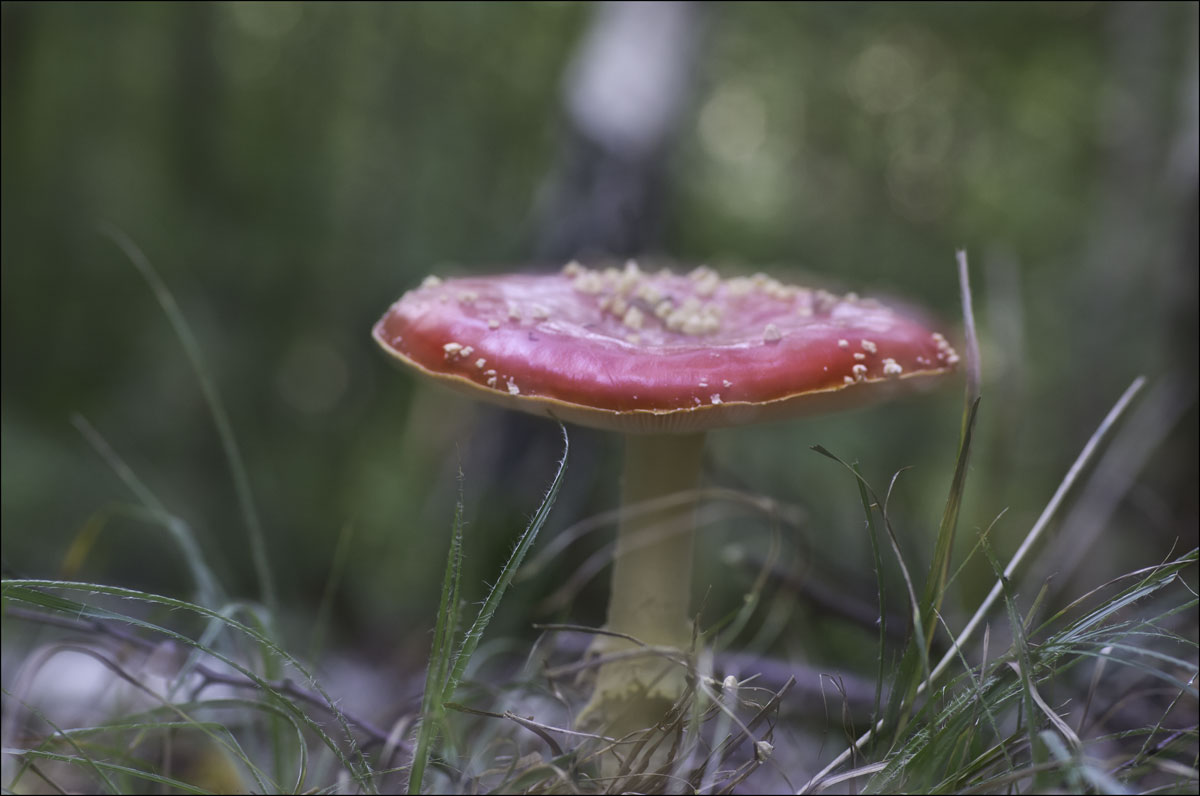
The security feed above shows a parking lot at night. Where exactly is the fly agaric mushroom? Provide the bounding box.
[373,261,957,735]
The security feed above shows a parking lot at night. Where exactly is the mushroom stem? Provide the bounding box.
[582,431,706,733]
[609,431,706,649]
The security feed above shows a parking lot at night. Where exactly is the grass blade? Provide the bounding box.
[441,423,569,703]
[407,472,467,794]
[70,417,222,609]
[883,251,983,733]
[980,535,1050,790]
[853,463,889,749]
[3,748,214,795]
[810,446,931,738]
[882,396,980,735]
[928,375,1146,685]
[97,224,277,619]
[310,520,358,662]
[407,424,569,794]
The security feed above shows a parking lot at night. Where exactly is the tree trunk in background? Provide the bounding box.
[535,1,704,262]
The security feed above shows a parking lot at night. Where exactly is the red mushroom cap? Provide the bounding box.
[373,262,958,433]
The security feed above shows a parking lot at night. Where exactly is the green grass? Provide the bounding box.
[408,432,569,794]
[2,246,1196,794]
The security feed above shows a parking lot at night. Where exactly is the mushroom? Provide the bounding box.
[372,260,957,736]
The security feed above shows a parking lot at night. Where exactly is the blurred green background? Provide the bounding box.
[3,1,1196,681]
